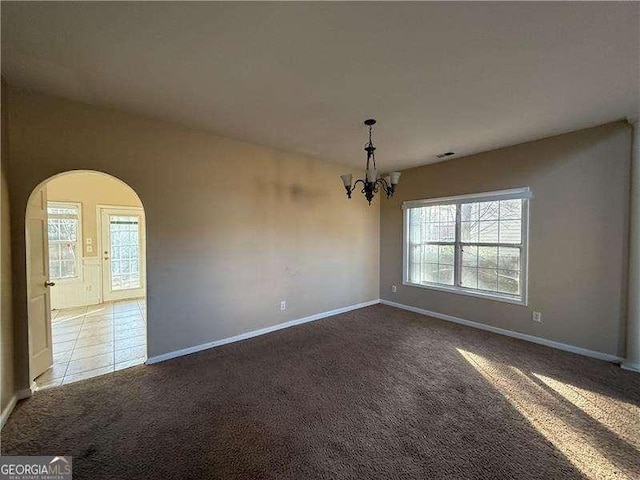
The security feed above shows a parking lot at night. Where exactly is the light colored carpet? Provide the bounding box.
[3,304,639,479]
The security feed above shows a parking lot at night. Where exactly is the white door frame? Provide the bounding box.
[97,205,146,302]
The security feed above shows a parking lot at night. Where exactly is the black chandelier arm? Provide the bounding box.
[374,177,396,198]
[343,176,396,202]
[344,178,366,199]
[375,177,388,188]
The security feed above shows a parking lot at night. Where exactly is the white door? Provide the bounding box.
[100,207,145,301]
[26,187,54,380]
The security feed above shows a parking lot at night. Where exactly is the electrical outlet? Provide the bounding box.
[391,285,397,293]
[86,237,92,245]
[532,311,542,323]
[280,301,286,311]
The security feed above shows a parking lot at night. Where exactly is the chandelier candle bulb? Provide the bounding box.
[339,119,400,205]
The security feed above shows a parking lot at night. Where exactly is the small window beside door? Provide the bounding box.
[47,202,82,280]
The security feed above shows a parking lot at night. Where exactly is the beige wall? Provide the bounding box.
[381,122,631,357]
[46,172,142,257]
[1,168,14,413]
[5,87,628,393]
[5,89,380,390]
[1,166,14,413]
[1,80,15,412]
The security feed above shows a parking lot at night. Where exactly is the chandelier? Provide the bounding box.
[340,119,401,205]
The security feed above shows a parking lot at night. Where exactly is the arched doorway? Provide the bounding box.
[25,170,147,390]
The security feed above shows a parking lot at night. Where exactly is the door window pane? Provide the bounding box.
[110,215,141,290]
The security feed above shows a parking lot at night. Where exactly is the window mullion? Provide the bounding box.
[454,204,462,287]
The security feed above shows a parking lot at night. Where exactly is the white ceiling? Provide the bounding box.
[2,2,639,171]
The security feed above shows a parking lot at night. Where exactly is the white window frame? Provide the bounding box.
[402,187,531,306]
[47,201,83,283]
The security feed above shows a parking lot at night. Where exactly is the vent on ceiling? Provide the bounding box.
[436,151,455,159]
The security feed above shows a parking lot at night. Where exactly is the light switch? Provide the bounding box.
[86,238,93,245]
[86,245,93,253]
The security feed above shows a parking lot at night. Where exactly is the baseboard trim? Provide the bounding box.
[1,396,17,429]
[621,361,640,373]
[380,299,623,363]
[147,299,381,365]
[17,388,32,400]
[0,389,31,430]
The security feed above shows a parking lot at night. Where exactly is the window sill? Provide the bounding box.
[402,281,527,306]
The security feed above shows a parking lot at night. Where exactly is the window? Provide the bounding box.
[403,188,530,305]
[47,202,82,280]
[108,215,141,290]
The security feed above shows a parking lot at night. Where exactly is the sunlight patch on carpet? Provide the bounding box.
[456,348,638,480]
[531,372,640,449]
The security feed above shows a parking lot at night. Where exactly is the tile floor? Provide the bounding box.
[35,298,147,390]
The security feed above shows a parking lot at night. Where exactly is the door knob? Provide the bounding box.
[44,281,56,287]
